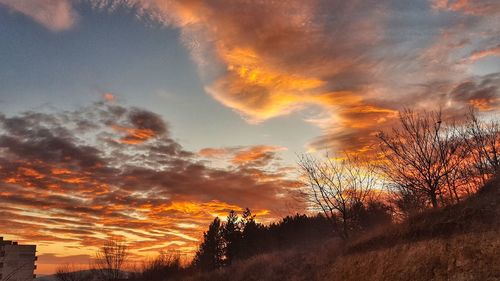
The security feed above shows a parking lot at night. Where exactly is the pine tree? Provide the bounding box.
[222,210,242,265]
[192,217,224,271]
[240,208,261,258]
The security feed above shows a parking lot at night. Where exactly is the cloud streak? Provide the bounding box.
[468,45,500,62]
[0,102,301,274]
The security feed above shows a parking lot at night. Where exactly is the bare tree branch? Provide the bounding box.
[298,153,379,239]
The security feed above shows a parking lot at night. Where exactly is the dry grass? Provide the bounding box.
[185,178,500,281]
[328,231,500,281]
[347,177,500,254]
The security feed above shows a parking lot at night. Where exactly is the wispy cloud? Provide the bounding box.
[200,145,287,167]
[430,0,500,15]
[6,0,499,152]
[86,0,499,153]
[0,0,78,31]
[468,45,500,62]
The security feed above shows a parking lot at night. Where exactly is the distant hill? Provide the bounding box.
[35,275,58,281]
[35,270,132,281]
[185,177,500,281]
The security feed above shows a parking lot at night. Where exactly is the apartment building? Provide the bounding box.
[0,237,37,281]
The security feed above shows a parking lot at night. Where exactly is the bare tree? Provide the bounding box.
[92,240,129,281]
[464,109,500,183]
[387,182,428,219]
[377,109,468,209]
[298,153,378,239]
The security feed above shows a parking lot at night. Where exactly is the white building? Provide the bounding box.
[0,237,37,281]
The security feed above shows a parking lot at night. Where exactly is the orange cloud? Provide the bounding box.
[83,1,377,136]
[109,0,403,153]
[198,147,231,158]
[19,167,45,179]
[108,109,168,144]
[431,0,500,15]
[199,145,289,169]
[0,104,301,274]
[103,92,115,102]
[4,0,499,155]
[112,125,156,144]
[469,98,499,111]
[51,168,72,175]
[231,145,287,166]
[468,45,500,62]
[171,0,500,155]
[207,47,325,122]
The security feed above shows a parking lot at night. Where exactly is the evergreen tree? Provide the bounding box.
[192,217,224,271]
[349,201,393,232]
[221,210,242,265]
[240,208,261,258]
[241,208,256,226]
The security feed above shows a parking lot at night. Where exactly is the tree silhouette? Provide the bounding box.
[239,208,262,258]
[464,109,500,183]
[192,217,224,271]
[194,205,393,269]
[350,200,393,231]
[298,153,377,239]
[92,240,129,281]
[207,209,335,265]
[221,210,242,265]
[378,109,468,209]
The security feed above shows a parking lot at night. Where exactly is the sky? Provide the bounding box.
[0,0,499,275]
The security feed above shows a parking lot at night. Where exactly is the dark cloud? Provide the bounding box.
[112,108,168,144]
[450,73,500,110]
[0,102,300,269]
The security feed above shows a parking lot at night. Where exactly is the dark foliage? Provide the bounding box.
[193,203,392,270]
[221,210,242,265]
[192,217,225,271]
[351,201,393,231]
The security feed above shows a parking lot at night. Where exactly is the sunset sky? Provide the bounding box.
[0,0,499,275]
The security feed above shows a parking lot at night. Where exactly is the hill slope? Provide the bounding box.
[187,178,500,281]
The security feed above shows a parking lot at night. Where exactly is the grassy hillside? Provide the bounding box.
[186,178,500,281]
